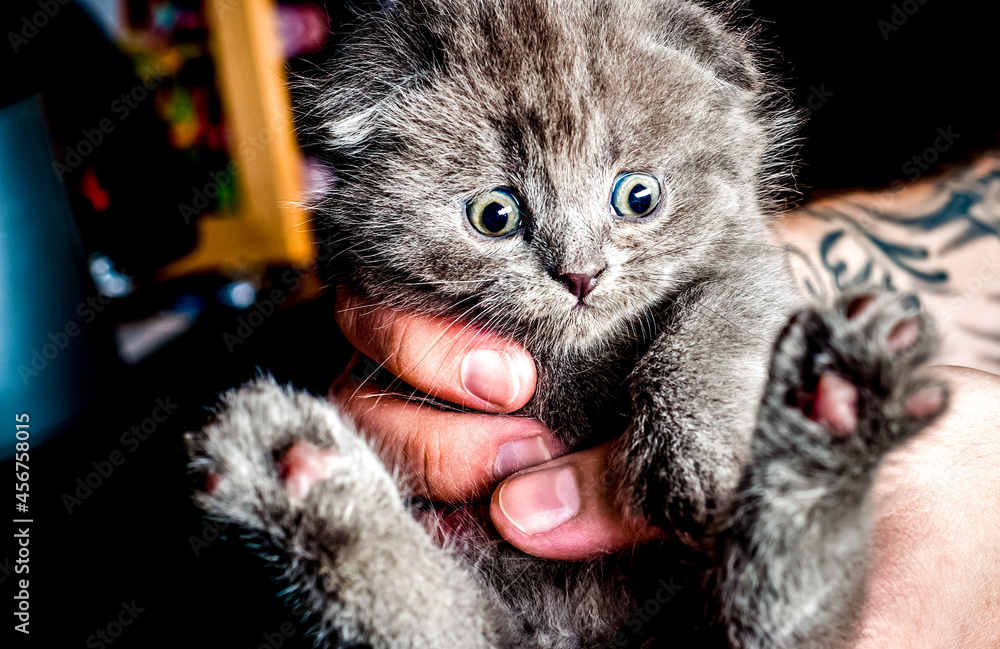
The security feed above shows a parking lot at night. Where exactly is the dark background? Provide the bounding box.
[749,0,1000,197]
[3,0,998,646]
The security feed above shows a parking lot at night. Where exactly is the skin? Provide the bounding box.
[328,158,1000,647]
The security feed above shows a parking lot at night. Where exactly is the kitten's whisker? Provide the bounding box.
[403,279,493,286]
[335,299,389,314]
[349,351,399,404]
[625,240,788,265]
[402,301,517,414]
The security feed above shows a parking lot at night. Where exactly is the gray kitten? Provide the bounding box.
[186,1,946,647]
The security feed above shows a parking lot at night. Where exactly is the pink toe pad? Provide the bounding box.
[811,374,858,437]
[278,442,341,502]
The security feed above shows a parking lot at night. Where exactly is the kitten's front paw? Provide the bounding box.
[721,291,948,649]
[187,387,503,649]
[757,289,947,470]
[186,378,401,532]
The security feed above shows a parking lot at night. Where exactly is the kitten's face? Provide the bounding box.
[311,0,778,353]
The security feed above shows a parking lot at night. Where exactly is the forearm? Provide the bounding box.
[779,151,1000,375]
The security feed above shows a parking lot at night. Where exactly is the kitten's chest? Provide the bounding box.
[521,342,648,449]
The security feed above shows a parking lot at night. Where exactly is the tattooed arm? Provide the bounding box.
[781,151,1000,375]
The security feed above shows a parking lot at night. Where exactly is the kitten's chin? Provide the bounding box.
[538,300,649,354]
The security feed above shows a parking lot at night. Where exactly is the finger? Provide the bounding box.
[331,376,562,502]
[335,288,536,413]
[490,441,666,560]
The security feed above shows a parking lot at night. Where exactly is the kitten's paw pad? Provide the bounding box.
[203,471,225,495]
[810,373,857,437]
[905,384,946,417]
[187,379,343,489]
[842,292,924,351]
[277,441,341,503]
[833,290,930,360]
[763,289,947,461]
[886,316,921,351]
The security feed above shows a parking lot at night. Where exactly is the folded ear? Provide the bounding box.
[294,0,450,152]
[651,1,763,93]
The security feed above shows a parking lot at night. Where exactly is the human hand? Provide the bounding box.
[329,288,662,560]
[850,365,1000,649]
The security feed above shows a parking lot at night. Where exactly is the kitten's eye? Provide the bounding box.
[467,188,523,237]
[611,173,661,218]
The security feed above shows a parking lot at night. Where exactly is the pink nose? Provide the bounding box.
[558,272,600,300]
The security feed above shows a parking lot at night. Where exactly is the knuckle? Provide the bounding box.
[401,429,435,498]
[333,294,364,346]
[383,313,416,372]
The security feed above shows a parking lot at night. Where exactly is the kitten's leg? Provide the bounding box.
[613,272,798,541]
[719,290,947,649]
[186,379,506,649]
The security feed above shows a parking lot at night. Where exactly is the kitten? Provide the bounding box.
[187,1,946,647]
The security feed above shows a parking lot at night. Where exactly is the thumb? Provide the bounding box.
[490,441,665,560]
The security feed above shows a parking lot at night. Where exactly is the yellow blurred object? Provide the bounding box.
[170,117,199,149]
[159,0,315,282]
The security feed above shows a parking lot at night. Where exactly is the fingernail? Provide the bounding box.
[462,349,520,407]
[494,436,552,478]
[498,466,580,535]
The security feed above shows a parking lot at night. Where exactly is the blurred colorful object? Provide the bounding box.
[117,0,237,215]
[277,3,329,58]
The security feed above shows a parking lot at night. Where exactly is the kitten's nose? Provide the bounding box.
[556,269,604,301]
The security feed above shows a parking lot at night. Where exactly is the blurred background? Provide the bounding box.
[0,0,997,646]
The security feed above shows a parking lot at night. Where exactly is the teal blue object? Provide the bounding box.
[1,96,97,458]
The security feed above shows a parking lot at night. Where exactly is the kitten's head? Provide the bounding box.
[302,0,790,353]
